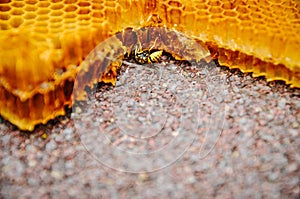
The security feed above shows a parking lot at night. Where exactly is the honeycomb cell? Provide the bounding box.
[92,4,104,10]
[11,1,25,8]
[92,11,104,19]
[210,13,223,20]
[35,21,48,27]
[104,1,117,8]
[196,10,209,17]
[247,4,260,12]
[208,6,223,13]
[250,12,263,20]
[183,5,195,12]
[37,1,51,8]
[238,14,251,21]
[24,13,37,20]
[23,20,35,26]
[50,3,64,10]
[50,17,62,23]
[194,0,207,3]
[0,22,9,30]
[168,1,182,8]
[64,4,77,12]
[77,8,91,15]
[247,0,259,6]
[236,5,249,13]
[78,15,90,21]
[49,23,62,30]
[259,0,270,7]
[51,0,63,3]
[63,0,77,4]
[9,17,24,28]
[207,0,221,7]
[0,0,11,3]
[0,5,11,12]
[25,0,38,5]
[10,8,24,15]
[223,10,237,17]
[195,3,208,10]
[24,5,38,11]
[281,1,294,7]
[64,13,77,19]
[78,2,91,7]
[37,8,51,15]
[36,15,49,22]
[50,10,64,16]
[91,17,105,25]
[0,13,10,20]
[222,1,236,9]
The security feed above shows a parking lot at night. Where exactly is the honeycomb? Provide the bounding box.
[0,0,299,130]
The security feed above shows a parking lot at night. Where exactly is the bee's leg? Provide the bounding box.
[149,37,159,51]
[137,38,142,51]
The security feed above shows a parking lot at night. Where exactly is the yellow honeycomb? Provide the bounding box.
[0,0,299,130]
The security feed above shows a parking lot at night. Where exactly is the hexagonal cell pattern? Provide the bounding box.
[0,0,299,130]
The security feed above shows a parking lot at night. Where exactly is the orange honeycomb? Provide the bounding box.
[0,0,299,130]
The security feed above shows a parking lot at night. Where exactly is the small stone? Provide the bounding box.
[63,128,74,140]
[292,101,300,109]
[232,151,239,158]
[138,173,150,183]
[54,134,64,143]
[286,163,298,172]
[254,107,262,113]
[151,93,158,98]
[233,86,239,93]
[28,160,37,167]
[185,176,196,184]
[171,131,179,136]
[1,134,10,145]
[139,102,145,107]
[51,170,63,180]
[239,117,248,125]
[75,107,82,114]
[278,98,286,108]
[216,95,223,103]
[138,116,146,122]
[288,129,298,137]
[46,140,57,151]
[268,172,279,181]
[266,113,274,121]
[116,81,121,87]
[291,122,299,128]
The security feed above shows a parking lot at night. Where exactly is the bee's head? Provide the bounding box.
[134,46,150,64]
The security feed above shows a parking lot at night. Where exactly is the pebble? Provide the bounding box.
[285,162,298,173]
[232,86,240,93]
[75,107,82,113]
[0,59,299,198]
[51,170,63,180]
[46,140,57,151]
[238,117,248,125]
[63,128,74,140]
[278,98,287,108]
[288,129,298,137]
[268,172,279,181]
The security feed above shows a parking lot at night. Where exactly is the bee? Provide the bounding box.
[134,39,163,64]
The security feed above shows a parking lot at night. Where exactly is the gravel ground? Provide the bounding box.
[0,56,299,198]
